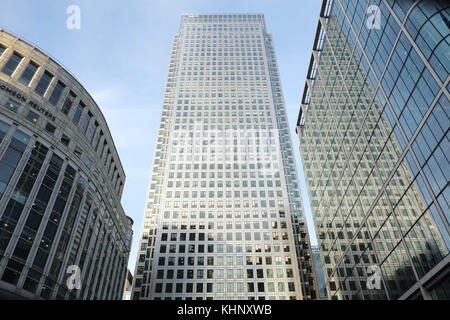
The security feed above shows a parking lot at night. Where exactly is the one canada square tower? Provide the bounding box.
[131,14,317,300]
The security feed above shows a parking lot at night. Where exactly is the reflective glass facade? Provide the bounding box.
[297,0,449,300]
[311,245,328,299]
[132,14,317,300]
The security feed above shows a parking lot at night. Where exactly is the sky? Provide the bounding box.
[0,0,322,273]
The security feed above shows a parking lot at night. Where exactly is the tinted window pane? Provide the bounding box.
[26,111,39,123]
[61,91,76,115]
[34,71,53,96]
[1,52,22,76]
[4,98,20,112]
[82,112,92,133]
[48,81,66,106]
[19,61,38,86]
[72,102,85,125]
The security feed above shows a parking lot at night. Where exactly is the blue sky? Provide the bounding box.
[0,0,322,272]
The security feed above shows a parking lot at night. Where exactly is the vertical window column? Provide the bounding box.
[32,164,76,271]
[12,153,63,264]
[0,141,48,263]
[46,176,86,296]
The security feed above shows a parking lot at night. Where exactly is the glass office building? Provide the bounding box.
[0,29,133,299]
[132,14,317,300]
[296,0,449,299]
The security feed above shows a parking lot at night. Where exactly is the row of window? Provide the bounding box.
[179,62,265,68]
[172,119,274,126]
[169,125,276,132]
[179,56,266,62]
[173,102,271,107]
[183,43,264,48]
[177,97,270,102]
[159,232,290,242]
[152,281,296,294]
[182,51,266,56]
[154,268,295,280]
[185,25,262,31]
[160,210,286,219]
[167,180,283,188]
[2,98,94,168]
[177,75,267,80]
[156,255,294,267]
[160,216,287,224]
[158,243,291,254]
[0,44,124,197]
[156,227,294,239]
[162,199,285,208]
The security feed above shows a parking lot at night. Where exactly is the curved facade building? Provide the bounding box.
[0,29,133,300]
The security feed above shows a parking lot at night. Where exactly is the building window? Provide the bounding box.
[60,134,70,146]
[4,98,20,112]
[1,51,22,76]
[82,111,92,133]
[0,45,5,56]
[26,111,39,123]
[34,71,53,96]
[72,101,85,125]
[94,130,103,151]
[19,61,38,86]
[22,269,41,294]
[61,91,76,115]
[74,145,82,158]
[258,282,265,292]
[0,120,11,144]
[0,129,29,198]
[89,121,98,143]
[49,80,66,106]
[1,260,24,285]
[85,156,92,168]
[45,122,56,134]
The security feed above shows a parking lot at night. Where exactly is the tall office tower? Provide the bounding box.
[132,14,317,300]
[296,0,449,300]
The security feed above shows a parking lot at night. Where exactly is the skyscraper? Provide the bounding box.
[132,14,316,300]
[296,0,449,300]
